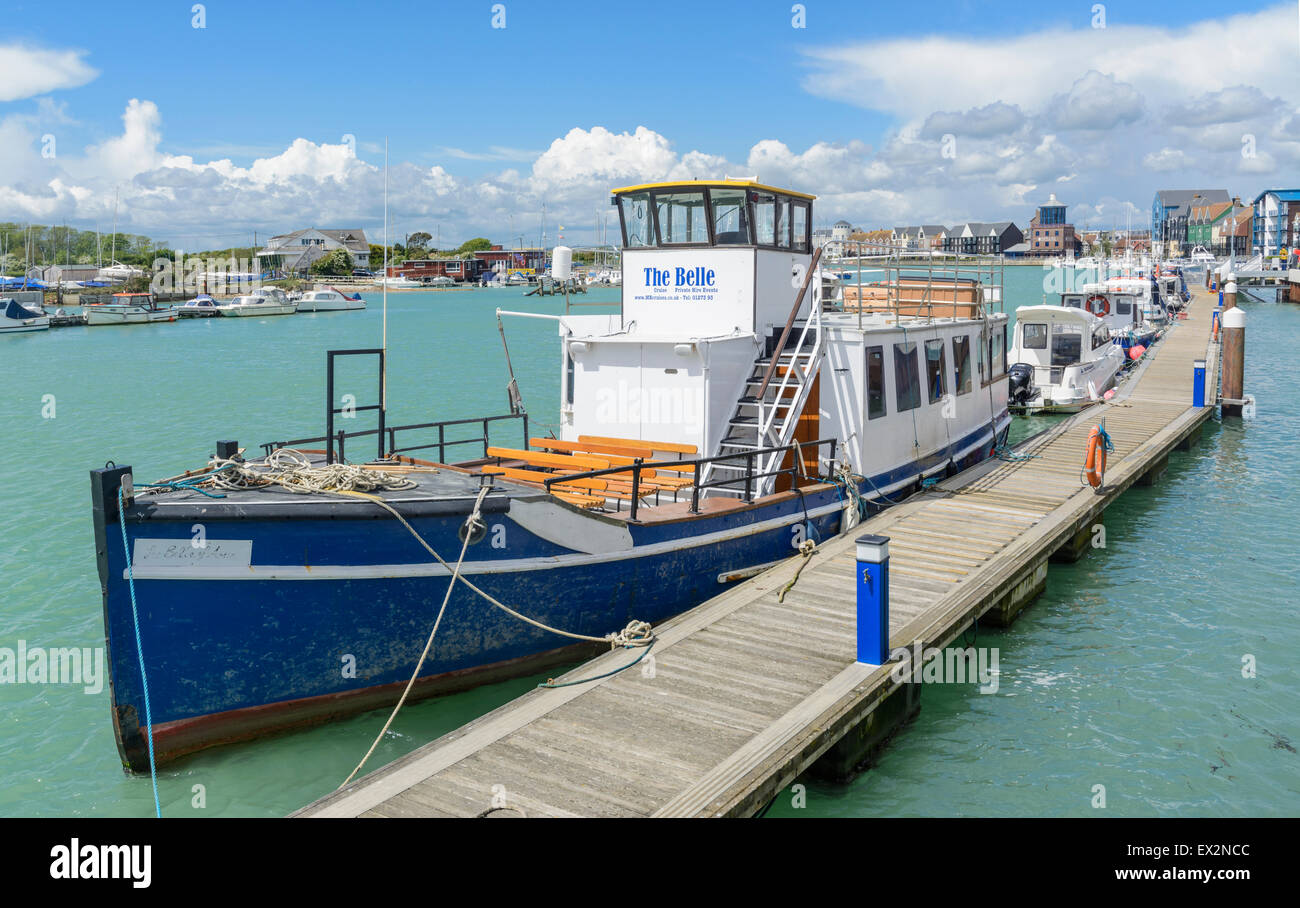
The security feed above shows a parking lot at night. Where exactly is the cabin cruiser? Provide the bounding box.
[87,179,1012,770]
[296,289,365,311]
[1058,288,1158,352]
[177,294,220,318]
[1086,277,1169,328]
[0,297,50,334]
[1007,305,1126,413]
[216,289,297,317]
[85,293,175,325]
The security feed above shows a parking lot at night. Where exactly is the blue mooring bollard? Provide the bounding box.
[1193,358,1206,408]
[1218,288,1224,305]
[855,533,890,665]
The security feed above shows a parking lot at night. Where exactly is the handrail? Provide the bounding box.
[755,246,822,401]
[259,412,527,462]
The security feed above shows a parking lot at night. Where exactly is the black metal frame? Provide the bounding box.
[325,349,385,464]
[538,437,838,521]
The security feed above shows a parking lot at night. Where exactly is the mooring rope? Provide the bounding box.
[338,484,490,789]
[777,538,818,604]
[118,487,161,818]
[207,449,418,495]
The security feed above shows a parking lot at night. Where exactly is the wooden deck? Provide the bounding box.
[296,289,1220,818]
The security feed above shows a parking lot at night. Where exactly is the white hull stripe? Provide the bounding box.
[125,502,846,581]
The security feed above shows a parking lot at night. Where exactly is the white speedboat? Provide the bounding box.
[1007,305,1126,413]
[177,294,220,318]
[216,292,298,317]
[1,297,50,334]
[296,289,366,311]
[96,261,145,283]
[85,293,175,325]
[425,275,456,288]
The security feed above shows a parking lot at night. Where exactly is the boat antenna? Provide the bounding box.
[382,137,388,411]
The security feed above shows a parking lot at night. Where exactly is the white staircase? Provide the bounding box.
[699,290,824,501]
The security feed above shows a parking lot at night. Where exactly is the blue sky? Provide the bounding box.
[1,0,1296,247]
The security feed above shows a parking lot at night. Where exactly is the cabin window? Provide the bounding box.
[924,339,946,403]
[1093,328,1109,350]
[1116,299,1133,316]
[1022,323,1048,349]
[791,202,810,253]
[894,342,920,412]
[619,192,654,247]
[991,325,1006,377]
[564,348,576,406]
[1063,296,1082,308]
[1050,326,1082,366]
[653,191,710,245]
[774,197,791,249]
[711,189,751,244]
[751,192,777,246]
[952,336,972,395]
[867,346,886,419]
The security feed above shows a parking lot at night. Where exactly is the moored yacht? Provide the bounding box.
[88,179,1011,771]
[1007,305,1126,413]
[216,289,298,317]
[85,293,175,325]
[1,297,50,334]
[296,289,366,311]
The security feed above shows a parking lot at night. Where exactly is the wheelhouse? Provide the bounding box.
[612,180,813,252]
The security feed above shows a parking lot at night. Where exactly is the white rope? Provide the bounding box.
[338,484,489,789]
[207,448,417,495]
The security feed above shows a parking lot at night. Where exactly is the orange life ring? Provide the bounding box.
[1084,426,1106,489]
[1085,294,1110,316]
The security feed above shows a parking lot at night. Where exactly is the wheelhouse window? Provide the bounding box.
[925,338,947,403]
[619,191,654,247]
[894,342,920,412]
[1063,295,1082,308]
[752,192,777,246]
[711,189,751,244]
[791,202,810,252]
[867,346,886,419]
[952,335,972,395]
[1022,323,1047,349]
[653,191,710,245]
[774,197,791,249]
[1116,299,1133,316]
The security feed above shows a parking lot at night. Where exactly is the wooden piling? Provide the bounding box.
[1220,306,1245,417]
[1223,278,1238,310]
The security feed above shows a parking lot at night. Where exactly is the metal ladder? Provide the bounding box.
[699,276,824,500]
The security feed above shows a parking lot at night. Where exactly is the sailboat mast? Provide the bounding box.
[382,138,389,411]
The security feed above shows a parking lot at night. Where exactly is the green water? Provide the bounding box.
[2,271,1295,817]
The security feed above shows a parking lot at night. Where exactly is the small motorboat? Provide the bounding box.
[372,276,422,289]
[1007,305,1126,413]
[296,289,366,311]
[216,290,298,317]
[177,294,221,318]
[85,293,175,325]
[0,297,50,334]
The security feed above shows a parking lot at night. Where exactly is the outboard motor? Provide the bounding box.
[1008,362,1035,405]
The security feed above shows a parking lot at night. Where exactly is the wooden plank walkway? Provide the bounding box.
[296,290,1220,818]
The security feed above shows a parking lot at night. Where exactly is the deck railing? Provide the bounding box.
[536,437,839,521]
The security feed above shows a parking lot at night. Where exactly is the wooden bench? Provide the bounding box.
[529,438,655,459]
[484,446,609,471]
[576,435,698,456]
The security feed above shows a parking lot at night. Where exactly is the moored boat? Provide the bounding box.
[0,297,50,334]
[216,290,298,317]
[85,293,175,325]
[1006,304,1126,413]
[176,294,220,318]
[89,178,1012,771]
[296,288,366,311]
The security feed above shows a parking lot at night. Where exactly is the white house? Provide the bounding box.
[255,228,370,275]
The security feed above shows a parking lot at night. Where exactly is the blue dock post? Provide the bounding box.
[855,533,890,665]
[1193,359,1206,408]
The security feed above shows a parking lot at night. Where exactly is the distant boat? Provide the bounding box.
[177,294,221,318]
[85,293,175,325]
[373,276,421,289]
[96,261,145,283]
[217,291,298,317]
[425,275,456,288]
[296,289,365,312]
[0,297,50,334]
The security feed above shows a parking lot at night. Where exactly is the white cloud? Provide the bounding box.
[919,102,1026,140]
[1143,148,1191,171]
[0,44,97,102]
[1048,71,1144,131]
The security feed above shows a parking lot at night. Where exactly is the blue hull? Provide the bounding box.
[92,417,1008,770]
